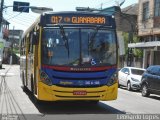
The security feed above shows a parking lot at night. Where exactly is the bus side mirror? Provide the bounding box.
[32,32,39,45]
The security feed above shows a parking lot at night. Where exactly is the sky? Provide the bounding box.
[3,0,138,32]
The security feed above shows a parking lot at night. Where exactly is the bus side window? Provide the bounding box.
[32,31,39,45]
[28,36,30,53]
[24,38,26,55]
[20,39,24,55]
[30,32,33,53]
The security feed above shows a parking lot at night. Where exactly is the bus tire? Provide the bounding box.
[31,75,34,94]
[118,82,121,88]
[23,86,28,92]
[0,65,2,69]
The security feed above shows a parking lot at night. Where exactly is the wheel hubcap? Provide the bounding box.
[127,83,130,90]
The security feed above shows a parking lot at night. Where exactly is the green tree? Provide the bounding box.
[122,32,143,58]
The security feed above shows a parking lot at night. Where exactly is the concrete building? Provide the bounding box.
[128,0,160,68]
[8,30,23,64]
[8,30,23,46]
[0,19,10,66]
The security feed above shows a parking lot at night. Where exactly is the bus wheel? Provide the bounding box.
[0,65,2,69]
[23,86,28,92]
[31,75,34,94]
[118,82,121,88]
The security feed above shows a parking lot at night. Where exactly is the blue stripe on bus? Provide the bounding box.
[52,78,108,86]
[42,68,116,78]
[41,67,116,86]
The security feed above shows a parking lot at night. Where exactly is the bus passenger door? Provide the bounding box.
[26,36,32,91]
[33,44,38,95]
[27,32,35,93]
[31,31,39,95]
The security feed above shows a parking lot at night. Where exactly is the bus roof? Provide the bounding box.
[43,11,113,16]
[22,16,40,38]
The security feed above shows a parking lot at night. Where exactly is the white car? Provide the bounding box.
[118,67,145,91]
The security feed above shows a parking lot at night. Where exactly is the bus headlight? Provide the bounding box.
[107,74,117,86]
[40,70,52,86]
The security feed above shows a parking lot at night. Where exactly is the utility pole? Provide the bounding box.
[100,3,103,10]
[127,31,133,66]
[0,0,4,26]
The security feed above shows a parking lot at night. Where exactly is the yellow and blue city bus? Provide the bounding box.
[20,11,118,103]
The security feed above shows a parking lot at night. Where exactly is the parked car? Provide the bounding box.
[118,67,145,91]
[141,65,160,97]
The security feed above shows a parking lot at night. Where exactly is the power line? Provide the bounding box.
[94,0,114,9]
[102,0,116,6]
[9,19,30,26]
[5,12,22,20]
[0,0,4,24]
[5,16,34,25]
[4,8,39,18]
[4,12,37,22]
[3,5,39,28]
[8,17,32,25]
[4,13,38,28]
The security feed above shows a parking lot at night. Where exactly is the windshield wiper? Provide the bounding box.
[59,25,70,58]
[89,25,104,49]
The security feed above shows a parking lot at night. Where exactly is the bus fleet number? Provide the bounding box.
[51,16,62,24]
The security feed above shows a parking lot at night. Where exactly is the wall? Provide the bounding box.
[138,0,160,36]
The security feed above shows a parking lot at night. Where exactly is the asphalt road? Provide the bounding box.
[0,65,160,120]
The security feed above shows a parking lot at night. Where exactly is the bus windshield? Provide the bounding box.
[42,27,116,67]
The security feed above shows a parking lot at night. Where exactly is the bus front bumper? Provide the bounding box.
[37,82,118,101]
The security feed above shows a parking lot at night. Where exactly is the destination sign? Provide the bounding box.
[43,13,114,26]
[51,16,106,24]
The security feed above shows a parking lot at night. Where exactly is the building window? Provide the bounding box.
[143,2,149,20]
[156,35,160,41]
[154,0,160,16]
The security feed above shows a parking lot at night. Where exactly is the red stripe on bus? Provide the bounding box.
[42,65,116,72]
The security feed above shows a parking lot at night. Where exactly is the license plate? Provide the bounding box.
[73,90,87,95]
